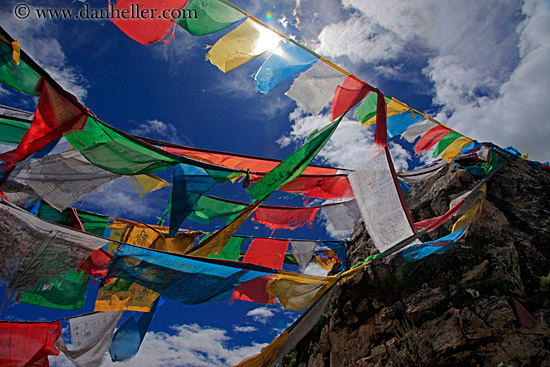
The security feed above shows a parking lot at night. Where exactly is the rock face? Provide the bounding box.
[281,159,550,367]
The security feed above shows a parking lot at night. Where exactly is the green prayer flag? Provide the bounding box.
[36,202,110,237]
[0,40,41,96]
[207,236,246,261]
[65,115,182,175]
[176,0,245,36]
[0,117,31,145]
[17,270,89,310]
[355,92,391,124]
[432,131,461,157]
[188,195,246,225]
[248,117,342,202]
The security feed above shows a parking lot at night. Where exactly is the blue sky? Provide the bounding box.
[1,0,549,365]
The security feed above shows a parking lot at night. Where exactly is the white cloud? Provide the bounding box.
[233,325,258,333]
[246,307,275,324]
[50,323,268,367]
[429,0,550,160]
[129,119,192,145]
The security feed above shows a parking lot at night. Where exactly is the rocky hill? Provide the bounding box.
[281,158,550,367]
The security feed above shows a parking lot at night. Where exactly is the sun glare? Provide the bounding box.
[254,24,283,54]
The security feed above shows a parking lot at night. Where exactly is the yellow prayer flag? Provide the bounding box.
[268,271,338,311]
[188,201,261,257]
[452,184,486,232]
[11,40,20,65]
[362,98,410,126]
[441,137,473,162]
[206,18,282,73]
[234,331,289,367]
[126,173,171,198]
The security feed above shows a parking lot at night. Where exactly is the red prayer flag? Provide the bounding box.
[413,199,464,232]
[374,91,388,147]
[1,77,88,170]
[232,275,274,304]
[0,321,61,367]
[78,248,113,278]
[252,205,319,231]
[111,0,189,45]
[232,239,288,304]
[512,298,538,329]
[266,174,353,200]
[330,75,373,121]
[414,125,451,153]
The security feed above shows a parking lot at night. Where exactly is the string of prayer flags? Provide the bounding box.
[233,238,288,303]
[0,321,62,366]
[321,199,361,238]
[111,0,189,45]
[400,119,438,143]
[0,37,40,96]
[13,149,121,211]
[107,244,269,305]
[56,311,123,367]
[162,144,340,177]
[176,0,246,36]
[206,18,283,72]
[0,200,108,292]
[414,125,452,153]
[160,140,352,200]
[109,297,160,362]
[187,200,261,257]
[330,75,373,121]
[1,78,88,171]
[285,60,348,115]
[254,39,318,94]
[290,241,318,271]
[348,148,415,252]
[248,116,343,202]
